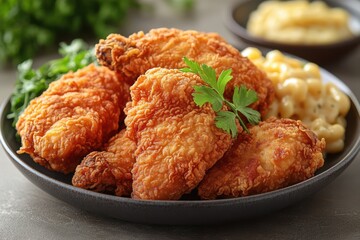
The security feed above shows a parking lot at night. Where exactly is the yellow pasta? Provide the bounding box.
[242,47,351,153]
[247,0,354,45]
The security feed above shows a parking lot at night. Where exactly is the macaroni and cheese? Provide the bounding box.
[242,47,350,153]
[247,0,354,45]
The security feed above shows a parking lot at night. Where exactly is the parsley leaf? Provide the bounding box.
[215,111,238,138]
[217,69,233,96]
[192,86,223,112]
[233,86,261,125]
[181,57,261,137]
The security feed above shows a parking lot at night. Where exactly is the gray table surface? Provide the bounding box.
[1,1,360,239]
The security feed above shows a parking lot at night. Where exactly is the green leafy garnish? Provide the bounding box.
[0,0,196,66]
[7,39,97,128]
[0,0,139,66]
[181,57,261,137]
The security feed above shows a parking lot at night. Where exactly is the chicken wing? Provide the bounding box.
[72,129,136,196]
[125,67,232,200]
[96,28,274,116]
[16,64,130,174]
[198,118,325,199]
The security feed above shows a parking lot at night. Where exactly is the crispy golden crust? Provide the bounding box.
[125,68,232,200]
[72,129,136,196]
[96,28,274,116]
[198,117,325,199]
[16,64,130,174]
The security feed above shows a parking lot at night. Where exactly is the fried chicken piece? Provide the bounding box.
[72,129,136,196]
[16,64,130,174]
[198,118,325,199]
[96,28,273,116]
[125,68,232,200]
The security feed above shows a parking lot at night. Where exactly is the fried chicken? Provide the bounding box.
[72,129,136,196]
[125,68,232,200]
[16,64,130,174]
[198,118,325,199]
[96,28,274,116]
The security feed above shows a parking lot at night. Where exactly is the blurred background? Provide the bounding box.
[0,0,195,67]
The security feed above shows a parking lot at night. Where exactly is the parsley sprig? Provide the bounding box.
[180,57,261,137]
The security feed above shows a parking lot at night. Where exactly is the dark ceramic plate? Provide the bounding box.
[225,0,360,64]
[1,68,360,225]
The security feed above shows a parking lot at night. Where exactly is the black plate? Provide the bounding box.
[225,0,360,64]
[1,68,360,225]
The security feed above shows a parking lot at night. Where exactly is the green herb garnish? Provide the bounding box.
[0,0,196,66]
[181,57,261,137]
[0,0,139,66]
[7,39,97,128]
